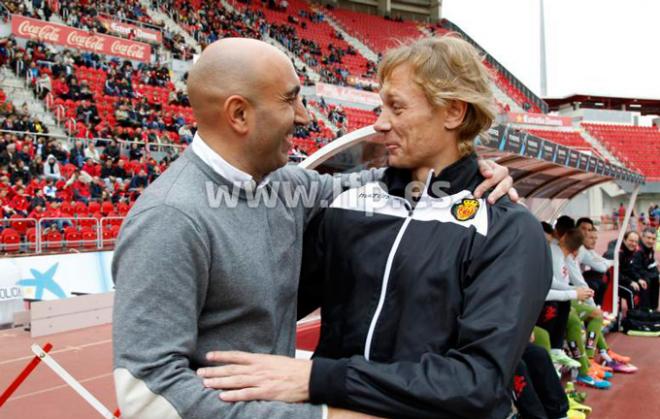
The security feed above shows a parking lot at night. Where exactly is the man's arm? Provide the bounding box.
[112,205,322,419]
[631,250,650,281]
[578,246,613,273]
[306,211,551,418]
[201,210,551,418]
[286,159,514,228]
[566,256,595,305]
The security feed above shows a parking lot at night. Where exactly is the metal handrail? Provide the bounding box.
[1,216,126,254]
[0,128,187,150]
[0,217,40,253]
[39,217,102,250]
[97,12,163,32]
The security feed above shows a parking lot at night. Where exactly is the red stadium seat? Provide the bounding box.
[2,231,21,253]
[81,228,99,249]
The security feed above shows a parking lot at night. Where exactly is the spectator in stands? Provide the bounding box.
[43,179,57,201]
[104,139,121,161]
[84,142,101,162]
[9,159,31,184]
[178,124,193,144]
[633,227,660,310]
[111,159,127,180]
[35,72,51,100]
[69,141,86,168]
[129,169,149,190]
[42,154,62,181]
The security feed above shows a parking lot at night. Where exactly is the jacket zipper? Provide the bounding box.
[363,171,435,361]
[363,197,413,361]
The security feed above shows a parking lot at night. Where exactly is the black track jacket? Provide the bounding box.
[298,154,552,419]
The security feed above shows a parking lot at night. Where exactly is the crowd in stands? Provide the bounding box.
[162,0,375,86]
[1,37,200,147]
[1,0,45,21]
[23,0,197,60]
[0,75,179,252]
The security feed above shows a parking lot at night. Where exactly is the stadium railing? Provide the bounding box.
[0,217,124,254]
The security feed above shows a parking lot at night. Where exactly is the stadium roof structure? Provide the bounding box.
[300,125,644,221]
[544,94,660,116]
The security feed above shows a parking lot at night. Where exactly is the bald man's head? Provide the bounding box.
[186,38,310,180]
[187,38,294,128]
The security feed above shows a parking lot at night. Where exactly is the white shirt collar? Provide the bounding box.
[190,132,269,189]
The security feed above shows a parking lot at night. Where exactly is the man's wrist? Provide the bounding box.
[310,357,349,406]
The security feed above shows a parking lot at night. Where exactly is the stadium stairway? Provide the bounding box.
[219,0,322,83]
[306,101,339,134]
[140,0,201,55]
[0,67,66,137]
[577,124,623,165]
[310,4,379,63]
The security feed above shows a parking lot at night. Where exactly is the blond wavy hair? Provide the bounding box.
[378,35,496,157]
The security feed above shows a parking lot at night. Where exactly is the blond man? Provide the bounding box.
[198,37,551,418]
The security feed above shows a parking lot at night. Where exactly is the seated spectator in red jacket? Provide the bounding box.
[9,187,29,216]
[82,158,100,177]
[52,75,70,99]
[28,204,46,221]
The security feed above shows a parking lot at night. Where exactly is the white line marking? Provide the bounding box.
[31,344,114,418]
[0,339,112,366]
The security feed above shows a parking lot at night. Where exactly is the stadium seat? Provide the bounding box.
[1,231,21,253]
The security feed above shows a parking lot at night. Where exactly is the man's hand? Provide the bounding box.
[474,159,518,204]
[576,287,594,301]
[639,279,648,289]
[198,351,311,403]
[587,307,603,320]
[631,281,640,292]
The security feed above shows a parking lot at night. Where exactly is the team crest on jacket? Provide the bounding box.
[451,198,480,221]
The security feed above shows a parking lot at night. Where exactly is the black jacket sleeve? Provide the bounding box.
[619,251,637,287]
[308,208,552,418]
[297,209,327,320]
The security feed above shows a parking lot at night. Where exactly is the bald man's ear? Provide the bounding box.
[224,95,251,135]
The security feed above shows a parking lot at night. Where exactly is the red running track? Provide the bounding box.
[1,324,659,418]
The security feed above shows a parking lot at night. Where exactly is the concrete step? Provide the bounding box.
[215,0,322,82]
[141,0,201,53]
[307,102,338,134]
[577,125,622,165]
[311,6,378,63]
[0,66,67,136]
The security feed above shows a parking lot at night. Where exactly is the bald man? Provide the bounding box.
[112,38,514,419]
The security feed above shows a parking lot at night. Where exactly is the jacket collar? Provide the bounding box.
[383,153,483,199]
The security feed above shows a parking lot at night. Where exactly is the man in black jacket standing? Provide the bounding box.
[200,37,551,419]
[633,227,659,310]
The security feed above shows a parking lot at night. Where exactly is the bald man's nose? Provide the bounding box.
[294,97,310,125]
